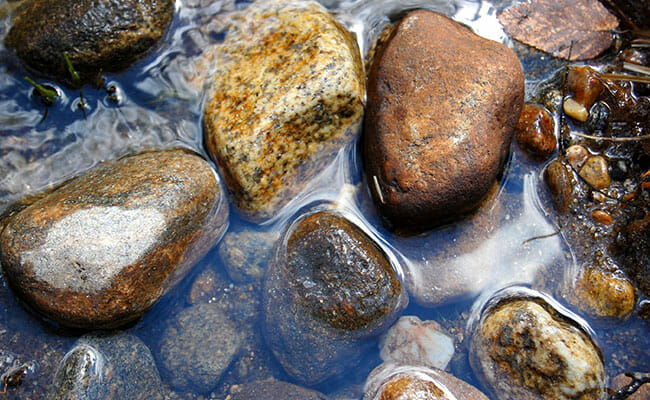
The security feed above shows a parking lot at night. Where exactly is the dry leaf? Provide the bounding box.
[499,0,619,61]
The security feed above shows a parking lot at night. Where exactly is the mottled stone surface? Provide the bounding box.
[515,104,556,159]
[52,333,164,400]
[5,0,174,84]
[580,156,611,190]
[364,363,489,400]
[228,379,330,400]
[218,229,280,283]
[363,10,524,230]
[264,210,406,384]
[379,316,454,371]
[203,0,364,221]
[0,149,228,329]
[470,292,605,400]
[157,303,241,392]
[544,159,575,213]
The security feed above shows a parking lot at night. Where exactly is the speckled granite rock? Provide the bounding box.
[203,0,364,222]
[5,0,174,84]
[263,209,407,384]
[363,10,524,230]
[364,363,489,400]
[469,288,605,400]
[157,303,241,393]
[52,333,164,400]
[0,149,228,329]
[228,379,330,400]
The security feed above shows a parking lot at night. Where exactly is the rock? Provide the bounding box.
[566,144,589,169]
[568,67,605,111]
[515,104,556,159]
[469,287,606,400]
[580,156,611,190]
[544,159,575,213]
[363,10,524,230]
[379,316,455,370]
[610,374,650,400]
[591,209,613,225]
[263,209,407,384]
[0,149,228,329]
[363,362,489,400]
[203,0,364,221]
[5,0,174,84]
[156,303,241,393]
[218,229,280,283]
[228,379,330,400]
[52,333,164,400]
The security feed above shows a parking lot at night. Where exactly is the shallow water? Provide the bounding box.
[0,0,648,398]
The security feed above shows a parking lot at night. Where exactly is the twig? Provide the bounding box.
[522,229,562,245]
[610,372,650,400]
[569,131,650,142]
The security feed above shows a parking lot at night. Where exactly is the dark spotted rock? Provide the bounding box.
[228,379,330,400]
[5,0,174,84]
[364,10,524,230]
[0,149,228,329]
[263,209,407,384]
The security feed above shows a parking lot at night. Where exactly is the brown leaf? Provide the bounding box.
[499,0,619,61]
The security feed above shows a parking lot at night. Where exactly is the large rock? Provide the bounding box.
[263,209,407,385]
[469,287,606,400]
[203,0,364,222]
[5,0,174,84]
[0,149,228,329]
[363,10,524,230]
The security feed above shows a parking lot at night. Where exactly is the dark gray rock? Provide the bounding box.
[52,333,164,400]
[6,0,174,84]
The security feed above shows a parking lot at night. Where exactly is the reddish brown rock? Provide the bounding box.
[0,149,228,329]
[515,104,556,159]
[363,10,524,230]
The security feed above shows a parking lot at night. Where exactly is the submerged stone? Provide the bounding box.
[363,10,524,230]
[228,379,330,400]
[5,0,174,84]
[203,0,364,222]
[469,288,605,400]
[0,149,228,329]
[263,209,406,384]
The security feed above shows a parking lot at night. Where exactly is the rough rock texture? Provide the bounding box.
[52,333,164,400]
[203,0,364,222]
[470,291,605,400]
[228,379,330,400]
[364,10,524,230]
[364,363,489,400]
[0,149,228,329]
[157,303,241,393]
[379,316,454,370]
[264,210,407,384]
[218,229,280,283]
[5,0,174,84]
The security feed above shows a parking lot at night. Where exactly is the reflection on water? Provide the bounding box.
[0,0,647,398]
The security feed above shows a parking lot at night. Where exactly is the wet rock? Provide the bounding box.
[544,159,575,213]
[53,333,164,400]
[203,0,364,221]
[263,209,407,384]
[610,374,650,400]
[568,67,605,111]
[363,10,524,230]
[218,229,280,283]
[364,362,489,400]
[580,156,611,189]
[515,104,556,159]
[228,379,330,400]
[5,0,174,84]
[469,288,606,400]
[379,316,454,370]
[566,144,590,169]
[591,209,613,225]
[0,149,228,329]
[157,303,241,393]
[563,265,636,320]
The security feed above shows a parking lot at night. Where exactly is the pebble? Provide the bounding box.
[469,288,606,400]
[580,156,611,189]
[568,67,604,111]
[203,0,364,221]
[544,159,575,213]
[515,104,556,159]
[564,98,590,122]
[6,0,174,84]
[263,209,407,384]
[379,316,455,370]
[566,145,590,169]
[227,379,330,400]
[0,149,228,329]
[363,362,489,400]
[591,209,613,225]
[218,229,280,283]
[157,303,242,393]
[363,10,524,230]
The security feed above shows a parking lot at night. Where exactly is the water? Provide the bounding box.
[0,0,648,398]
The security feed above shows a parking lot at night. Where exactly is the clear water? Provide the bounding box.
[0,0,648,398]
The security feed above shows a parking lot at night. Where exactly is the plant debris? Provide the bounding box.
[499,0,619,61]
